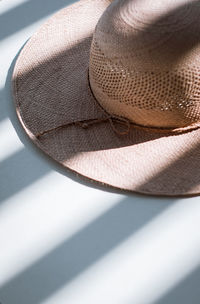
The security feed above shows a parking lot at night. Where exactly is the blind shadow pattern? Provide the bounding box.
[0,196,172,304]
[0,0,76,41]
[1,1,200,303]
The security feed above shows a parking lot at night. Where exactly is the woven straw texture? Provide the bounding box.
[89,0,200,129]
[12,0,200,196]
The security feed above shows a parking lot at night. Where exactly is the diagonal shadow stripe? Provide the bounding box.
[2,0,200,203]
[0,0,76,41]
[0,89,7,122]
[0,148,50,202]
[1,39,28,124]
[0,196,172,304]
[0,2,198,303]
[155,264,200,304]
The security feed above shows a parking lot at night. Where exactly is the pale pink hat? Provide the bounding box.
[12,0,200,196]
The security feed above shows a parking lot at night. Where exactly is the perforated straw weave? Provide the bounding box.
[89,0,200,130]
[12,0,200,197]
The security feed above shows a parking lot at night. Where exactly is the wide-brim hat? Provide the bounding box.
[12,0,200,197]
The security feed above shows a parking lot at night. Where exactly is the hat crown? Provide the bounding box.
[89,0,200,129]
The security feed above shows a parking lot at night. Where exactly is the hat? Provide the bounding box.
[12,0,200,197]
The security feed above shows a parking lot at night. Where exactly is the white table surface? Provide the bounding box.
[1,1,200,303]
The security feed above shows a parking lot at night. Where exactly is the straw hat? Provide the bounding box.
[12,0,200,197]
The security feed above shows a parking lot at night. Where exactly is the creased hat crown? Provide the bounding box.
[89,0,200,129]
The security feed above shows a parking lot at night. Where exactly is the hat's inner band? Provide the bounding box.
[35,70,200,139]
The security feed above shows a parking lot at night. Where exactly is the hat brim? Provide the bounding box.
[12,0,200,197]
